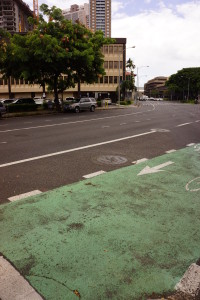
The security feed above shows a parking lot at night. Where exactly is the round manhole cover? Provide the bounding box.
[97,155,128,165]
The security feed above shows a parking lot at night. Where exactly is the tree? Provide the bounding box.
[7,5,113,109]
[166,68,200,101]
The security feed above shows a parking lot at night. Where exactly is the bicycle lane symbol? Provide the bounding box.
[186,177,200,192]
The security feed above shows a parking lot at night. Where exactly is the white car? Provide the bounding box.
[102,98,112,105]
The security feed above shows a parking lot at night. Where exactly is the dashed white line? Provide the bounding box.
[102,125,110,128]
[187,143,195,147]
[8,190,42,202]
[120,123,127,126]
[0,142,7,144]
[83,170,106,178]
[0,130,156,168]
[0,256,43,300]
[166,149,176,153]
[176,122,192,127]
[132,158,148,164]
[195,120,200,123]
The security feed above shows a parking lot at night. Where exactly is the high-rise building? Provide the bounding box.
[0,0,33,32]
[89,0,111,37]
[62,3,89,28]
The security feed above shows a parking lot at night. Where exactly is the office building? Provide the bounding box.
[89,0,111,37]
[62,3,89,27]
[144,76,168,98]
[0,38,126,102]
[0,0,33,32]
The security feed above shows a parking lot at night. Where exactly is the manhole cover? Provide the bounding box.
[97,155,127,165]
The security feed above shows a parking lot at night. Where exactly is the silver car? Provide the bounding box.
[64,97,97,113]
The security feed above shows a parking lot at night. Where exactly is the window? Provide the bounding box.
[109,46,113,54]
[114,46,118,54]
[109,61,113,69]
[109,76,113,84]
[104,46,108,54]
[114,76,118,84]
[104,61,108,68]
[100,77,103,84]
[104,76,108,84]
[114,61,118,69]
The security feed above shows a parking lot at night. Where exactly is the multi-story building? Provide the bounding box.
[0,0,33,33]
[89,0,111,37]
[62,3,89,27]
[144,76,168,98]
[0,38,127,102]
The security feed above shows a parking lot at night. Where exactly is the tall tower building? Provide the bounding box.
[89,0,111,37]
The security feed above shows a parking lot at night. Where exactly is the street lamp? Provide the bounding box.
[136,65,149,103]
[118,46,135,105]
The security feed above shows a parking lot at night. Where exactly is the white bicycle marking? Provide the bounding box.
[186,177,200,192]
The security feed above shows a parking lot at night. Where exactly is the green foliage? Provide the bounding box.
[166,68,200,101]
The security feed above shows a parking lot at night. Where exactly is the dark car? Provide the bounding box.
[0,99,15,105]
[63,97,97,113]
[0,102,6,118]
[12,98,35,104]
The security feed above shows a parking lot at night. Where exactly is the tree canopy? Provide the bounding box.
[0,5,114,107]
[165,68,200,101]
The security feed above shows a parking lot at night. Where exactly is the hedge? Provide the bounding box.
[6,104,38,113]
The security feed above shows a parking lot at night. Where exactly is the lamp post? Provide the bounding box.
[136,65,149,103]
[118,46,135,105]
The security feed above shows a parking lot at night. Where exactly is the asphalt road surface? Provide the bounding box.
[0,101,200,204]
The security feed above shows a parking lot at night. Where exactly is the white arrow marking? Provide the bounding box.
[138,161,174,176]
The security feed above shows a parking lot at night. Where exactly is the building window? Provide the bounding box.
[114,46,118,54]
[104,76,108,84]
[109,45,113,54]
[109,76,113,84]
[109,61,113,69]
[104,46,108,54]
[100,76,103,84]
[104,61,108,68]
[114,61,118,69]
[114,76,118,84]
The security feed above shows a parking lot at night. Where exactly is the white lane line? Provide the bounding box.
[8,190,42,202]
[0,256,43,300]
[120,123,127,126]
[102,125,110,128]
[0,130,156,168]
[187,143,195,147]
[0,142,7,144]
[195,120,200,123]
[176,122,192,127]
[135,121,140,123]
[175,263,200,297]
[0,106,156,133]
[83,170,106,179]
[132,158,148,164]
[166,149,176,153]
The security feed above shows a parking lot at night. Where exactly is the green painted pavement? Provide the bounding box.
[0,145,200,300]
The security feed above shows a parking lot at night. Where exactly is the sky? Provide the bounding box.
[25,0,200,87]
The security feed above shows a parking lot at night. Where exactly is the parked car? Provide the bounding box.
[63,97,97,113]
[0,102,6,117]
[34,97,45,105]
[12,98,35,104]
[0,99,15,105]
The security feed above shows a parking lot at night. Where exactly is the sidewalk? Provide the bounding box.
[0,145,200,299]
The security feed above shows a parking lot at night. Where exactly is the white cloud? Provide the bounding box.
[112,1,200,86]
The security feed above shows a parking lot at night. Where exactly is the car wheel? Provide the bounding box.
[90,105,95,112]
[75,106,80,113]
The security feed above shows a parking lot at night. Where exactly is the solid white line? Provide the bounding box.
[0,106,155,133]
[187,143,195,147]
[83,170,106,178]
[132,158,148,164]
[195,120,200,122]
[0,130,156,168]
[175,263,200,297]
[166,149,176,153]
[120,123,127,125]
[0,256,43,300]
[8,190,42,202]
[0,142,7,144]
[176,122,192,127]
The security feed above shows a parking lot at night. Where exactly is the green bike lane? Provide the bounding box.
[0,145,200,299]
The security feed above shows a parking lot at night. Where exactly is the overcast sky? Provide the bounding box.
[26,0,200,86]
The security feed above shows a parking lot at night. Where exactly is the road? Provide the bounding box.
[0,101,200,204]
